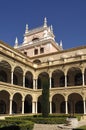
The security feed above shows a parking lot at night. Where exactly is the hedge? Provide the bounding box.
[0,120,34,130]
[6,116,67,124]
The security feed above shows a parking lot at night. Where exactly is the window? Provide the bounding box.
[24,51,27,55]
[40,47,44,53]
[33,59,41,64]
[32,37,39,42]
[34,49,38,55]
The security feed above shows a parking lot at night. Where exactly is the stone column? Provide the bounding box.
[65,100,68,114]
[83,100,86,114]
[11,71,13,84]
[49,77,52,89]
[22,100,24,114]
[9,98,12,115]
[23,75,25,87]
[33,79,36,89]
[35,101,37,114]
[50,101,52,114]
[32,102,35,114]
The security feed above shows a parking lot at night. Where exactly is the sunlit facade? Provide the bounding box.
[0,18,86,115]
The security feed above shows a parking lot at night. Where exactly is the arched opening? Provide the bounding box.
[13,66,23,86]
[0,90,10,114]
[37,95,42,113]
[0,61,11,83]
[75,101,83,113]
[32,37,39,41]
[24,95,32,113]
[13,93,22,114]
[40,47,44,54]
[52,94,65,113]
[34,49,38,55]
[0,70,7,82]
[52,70,65,87]
[0,100,6,114]
[33,59,41,65]
[13,74,18,85]
[12,101,17,114]
[67,67,82,86]
[38,72,49,89]
[68,93,83,114]
[25,71,33,89]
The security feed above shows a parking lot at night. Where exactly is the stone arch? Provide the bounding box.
[13,66,23,86]
[12,92,22,114]
[33,59,41,64]
[0,60,11,83]
[24,94,32,113]
[52,94,65,113]
[25,71,33,89]
[67,67,82,86]
[37,72,49,89]
[52,69,65,88]
[68,93,83,114]
[0,90,10,114]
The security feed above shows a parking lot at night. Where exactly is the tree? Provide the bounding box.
[41,77,49,117]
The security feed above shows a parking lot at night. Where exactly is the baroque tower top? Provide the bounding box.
[14,18,63,57]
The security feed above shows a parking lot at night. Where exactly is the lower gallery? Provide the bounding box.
[0,18,86,115]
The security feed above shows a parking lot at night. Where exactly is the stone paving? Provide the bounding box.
[33,119,86,130]
[33,124,72,130]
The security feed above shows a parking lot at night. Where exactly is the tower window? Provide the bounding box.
[32,37,39,41]
[24,52,27,55]
[34,49,38,55]
[40,47,44,53]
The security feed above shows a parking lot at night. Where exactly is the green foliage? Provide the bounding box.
[0,120,34,130]
[42,77,49,117]
[6,115,67,124]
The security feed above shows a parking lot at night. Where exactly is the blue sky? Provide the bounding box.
[0,0,86,49]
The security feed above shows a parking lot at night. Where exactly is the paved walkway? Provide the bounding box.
[33,119,86,130]
[33,124,62,130]
[33,124,73,130]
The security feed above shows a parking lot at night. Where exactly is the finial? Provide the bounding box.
[50,25,53,33]
[44,17,47,27]
[14,37,18,48]
[25,24,29,33]
[60,40,63,48]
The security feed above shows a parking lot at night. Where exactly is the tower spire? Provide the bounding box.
[25,24,29,34]
[14,37,18,48]
[60,40,63,49]
[50,25,53,33]
[44,17,47,27]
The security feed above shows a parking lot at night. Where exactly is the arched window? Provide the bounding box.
[32,37,39,41]
[33,59,41,64]
[40,47,44,53]
[34,49,38,55]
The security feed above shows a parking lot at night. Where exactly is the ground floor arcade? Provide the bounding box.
[0,89,86,115]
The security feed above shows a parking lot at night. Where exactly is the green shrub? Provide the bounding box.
[0,120,34,130]
[19,121,34,130]
[6,114,68,124]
